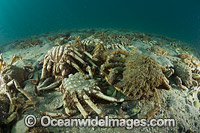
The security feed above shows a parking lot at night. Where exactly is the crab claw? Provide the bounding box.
[162,77,172,90]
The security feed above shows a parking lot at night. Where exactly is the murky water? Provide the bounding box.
[0,0,199,48]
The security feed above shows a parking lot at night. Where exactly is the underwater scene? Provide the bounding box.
[0,0,200,133]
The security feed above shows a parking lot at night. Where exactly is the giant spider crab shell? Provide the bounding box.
[60,72,124,118]
[101,50,172,119]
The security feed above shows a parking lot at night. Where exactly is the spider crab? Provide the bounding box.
[38,44,124,118]
[0,53,34,124]
[60,72,124,118]
[101,49,172,119]
[41,43,96,80]
[38,43,97,92]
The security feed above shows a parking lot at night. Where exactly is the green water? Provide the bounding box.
[0,0,199,48]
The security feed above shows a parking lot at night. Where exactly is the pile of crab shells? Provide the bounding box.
[150,45,168,57]
[174,52,200,87]
[81,36,104,51]
[178,52,200,70]
[10,37,43,49]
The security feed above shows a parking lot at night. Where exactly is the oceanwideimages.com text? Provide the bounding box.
[25,115,175,129]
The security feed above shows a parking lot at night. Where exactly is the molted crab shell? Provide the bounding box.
[60,72,124,118]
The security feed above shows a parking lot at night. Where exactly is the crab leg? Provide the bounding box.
[3,112,18,124]
[92,44,104,59]
[83,92,102,116]
[115,43,128,51]
[25,100,37,106]
[37,77,54,89]
[72,93,88,118]
[101,63,125,75]
[66,60,85,74]
[106,56,126,63]
[66,52,85,65]
[39,111,66,118]
[84,51,98,62]
[63,100,71,115]
[86,66,93,78]
[92,89,124,102]
[41,56,51,79]
[4,89,16,114]
[162,77,172,90]
[63,100,77,116]
[65,46,83,57]
[9,104,16,114]
[112,49,130,56]
[0,53,6,71]
[38,80,61,92]
[9,54,22,65]
[47,61,53,72]
[7,79,33,101]
[1,85,16,114]
[1,85,14,104]
[89,60,98,69]
[52,63,56,76]
[146,89,161,119]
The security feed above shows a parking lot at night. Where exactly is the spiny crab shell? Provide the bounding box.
[150,45,168,56]
[61,73,97,94]
[174,62,194,88]
[60,72,123,118]
[121,53,172,98]
[1,65,30,84]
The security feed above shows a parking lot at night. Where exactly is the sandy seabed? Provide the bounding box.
[0,29,200,133]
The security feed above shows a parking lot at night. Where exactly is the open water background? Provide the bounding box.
[0,0,199,48]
